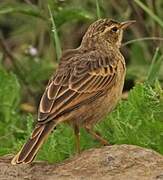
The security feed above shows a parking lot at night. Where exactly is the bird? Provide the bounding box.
[11,18,135,165]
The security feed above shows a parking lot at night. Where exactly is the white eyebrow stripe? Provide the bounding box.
[103,25,119,33]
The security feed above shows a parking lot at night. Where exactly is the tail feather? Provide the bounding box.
[11,121,56,165]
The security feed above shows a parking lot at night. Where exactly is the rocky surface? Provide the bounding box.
[0,145,163,180]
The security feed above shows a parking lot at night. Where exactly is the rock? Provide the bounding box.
[0,145,163,180]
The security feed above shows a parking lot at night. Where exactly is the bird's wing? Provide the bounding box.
[38,51,118,123]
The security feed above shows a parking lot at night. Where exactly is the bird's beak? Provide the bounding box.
[119,20,136,29]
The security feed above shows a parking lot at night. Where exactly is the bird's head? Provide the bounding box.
[82,19,135,48]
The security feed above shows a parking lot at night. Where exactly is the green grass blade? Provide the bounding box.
[96,0,101,19]
[0,3,46,20]
[48,5,62,62]
[134,0,163,28]
[147,47,163,84]
[123,37,163,47]
[54,8,94,28]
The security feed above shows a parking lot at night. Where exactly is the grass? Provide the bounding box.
[134,0,163,28]
[0,0,163,163]
[96,0,101,19]
[48,4,62,62]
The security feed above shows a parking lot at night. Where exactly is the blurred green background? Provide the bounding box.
[0,0,163,163]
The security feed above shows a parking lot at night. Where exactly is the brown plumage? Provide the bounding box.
[11,19,135,165]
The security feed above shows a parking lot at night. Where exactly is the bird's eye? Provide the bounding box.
[111,27,118,32]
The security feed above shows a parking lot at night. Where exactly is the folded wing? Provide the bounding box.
[38,51,118,123]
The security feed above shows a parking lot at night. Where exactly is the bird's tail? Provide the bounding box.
[11,121,56,165]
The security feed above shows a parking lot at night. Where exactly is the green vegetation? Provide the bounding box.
[98,83,163,154]
[0,0,163,163]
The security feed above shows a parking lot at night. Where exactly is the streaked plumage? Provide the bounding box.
[11,19,135,165]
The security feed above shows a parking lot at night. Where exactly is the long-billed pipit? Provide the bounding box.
[11,19,135,164]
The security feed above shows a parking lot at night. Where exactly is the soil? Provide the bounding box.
[0,145,163,180]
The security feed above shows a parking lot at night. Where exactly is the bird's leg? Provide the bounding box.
[85,126,109,146]
[74,124,81,154]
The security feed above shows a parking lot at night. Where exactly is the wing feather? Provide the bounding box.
[38,51,118,123]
